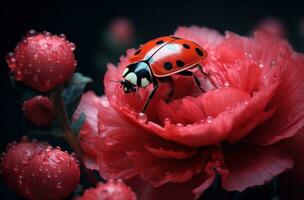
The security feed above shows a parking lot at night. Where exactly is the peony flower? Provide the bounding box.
[75,26,304,200]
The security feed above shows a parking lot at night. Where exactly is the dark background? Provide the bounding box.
[1,0,304,199]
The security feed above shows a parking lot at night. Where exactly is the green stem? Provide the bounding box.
[50,88,98,186]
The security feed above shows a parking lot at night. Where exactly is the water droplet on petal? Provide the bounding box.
[33,54,38,60]
[137,112,147,123]
[176,123,183,127]
[164,118,171,125]
[207,116,213,123]
[33,74,39,82]
[224,81,230,87]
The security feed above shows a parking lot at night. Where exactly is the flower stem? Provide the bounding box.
[50,88,98,186]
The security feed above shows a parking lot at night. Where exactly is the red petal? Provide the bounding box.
[246,53,304,145]
[126,172,215,200]
[278,128,304,172]
[145,145,196,159]
[221,143,293,191]
[115,84,277,147]
[127,150,206,186]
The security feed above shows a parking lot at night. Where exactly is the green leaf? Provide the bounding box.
[72,113,86,136]
[62,73,92,119]
[10,74,39,102]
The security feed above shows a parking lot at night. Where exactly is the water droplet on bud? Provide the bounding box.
[43,31,51,36]
[56,182,62,189]
[69,42,76,51]
[15,71,23,81]
[26,29,37,37]
[59,33,66,39]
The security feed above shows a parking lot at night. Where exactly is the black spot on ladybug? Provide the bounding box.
[164,62,173,70]
[195,48,204,56]
[156,40,164,45]
[171,36,181,39]
[176,60,185,67]
[134,49,141,55]
[183,44,190,49]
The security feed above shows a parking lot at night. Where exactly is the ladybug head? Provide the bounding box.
[120,80,137,93]
[122,62,153,90]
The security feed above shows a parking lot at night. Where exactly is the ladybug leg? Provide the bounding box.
[178,70,205,92]
[141,79,159,113]
[164,77,174,103]
[197,65,209,76]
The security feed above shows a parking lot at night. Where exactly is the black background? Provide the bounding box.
[1,0,304,199]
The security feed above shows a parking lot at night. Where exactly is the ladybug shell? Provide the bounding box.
[129,36,207,77]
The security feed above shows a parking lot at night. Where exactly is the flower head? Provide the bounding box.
[22,95,54,127]
[76,26,304,199]
[6,30,77,92]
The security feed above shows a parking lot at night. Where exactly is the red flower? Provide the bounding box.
[25,147,80,200]
[1,138,80,200]
[23,95,54,127]
[6,31,77,92]
[77,179,137,200]
[0,137,48,198]
[75,26,304,199]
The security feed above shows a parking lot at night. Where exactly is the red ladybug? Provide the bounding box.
[120,36,208,113]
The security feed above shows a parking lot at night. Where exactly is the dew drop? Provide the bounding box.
[259,63,264,68]
[137,112,147,123]
[20,136,29,143]
[164,118,171,125]
[13,166,19,172]
[223,81,230,87]
[69,42,76,51]
[26,29,37,37]
[56,182,63,189]
[33,54,38,60]
[49,66,54,72]
[59,33,66,39]
[176,123,183,127]
[73,60,78,67]
[43,31,51,36]
[207,116,213,123]
[15,71,23,81]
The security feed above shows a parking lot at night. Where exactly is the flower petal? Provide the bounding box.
[246,53,304,144]
[126,174,215,200]
[278,128,304,172]
[127,150,206,186]
[221,143,293,191]
[114,83,277,147]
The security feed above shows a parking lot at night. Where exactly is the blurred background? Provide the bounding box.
[1,0,304,199]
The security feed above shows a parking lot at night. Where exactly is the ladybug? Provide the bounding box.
[120,36,208,113]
